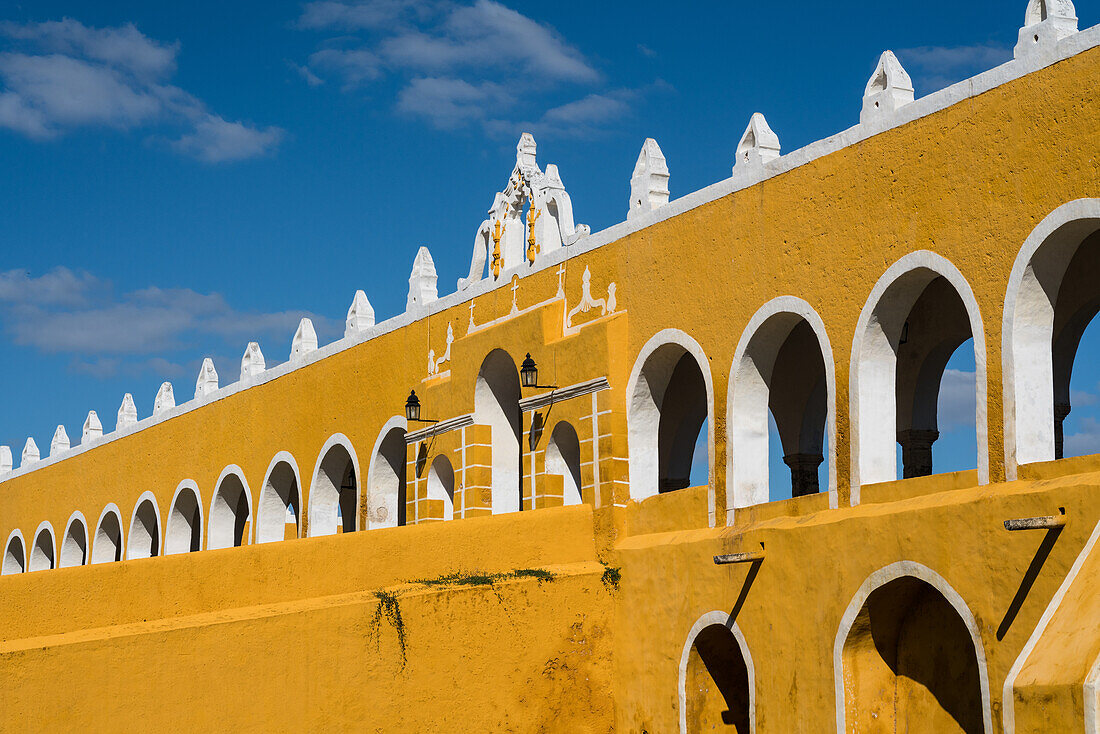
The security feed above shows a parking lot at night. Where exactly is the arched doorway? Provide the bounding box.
[29,523,56,571]
[679,612,754,734]
[426,454,455,521]
[209,469,251,549]
[309,436,360,536]
[257,454,302,543]
[165,481,203,554]
[127,494,160,559]
[92,505,123,563]
[368,419,408,529]
[59,512,88,567]
[545,421,582,506]
[2,531,25,574]
[475,349,521,514]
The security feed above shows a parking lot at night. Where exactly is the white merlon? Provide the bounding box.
[291,318,318,360]
[407,247,439,311]
[241,342,266,379]
[50,425,70,456]
[21,437,39,466]
[0,446,10,474]
[861,51,915,124]
[195,358,219,400]
[345,290,376,338]
[154,382,176,414]
[1016,0,1078,58]
[82,411,102,444]
[117,394,138,430]
[629,138,670,221]
[735,113,781,172]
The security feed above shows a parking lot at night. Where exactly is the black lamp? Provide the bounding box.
[405,390,438,423]
[519,353,556,390]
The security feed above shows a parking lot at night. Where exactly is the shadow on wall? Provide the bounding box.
[685,624,750,733]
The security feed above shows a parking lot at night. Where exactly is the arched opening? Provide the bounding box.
[684,624,751,733]
[165,483,203,554]
[28,524,55,571]
[258,456,302,543]
[309,437,359,536]
[545,421,582,505]
[1006,203,1100,471]
[474,349,521,514]
[426,453,455,521]
[127,496,160,559]
[628,333,712,501]
[59,514,88,568]
[368,421,407,529]
[840,575,986,733]
[91,506,123,563]
[852,253,987,491]
[729,299,834,510]
[209,469,251,549]
[3,532,25,574]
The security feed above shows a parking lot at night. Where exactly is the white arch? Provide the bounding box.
[2,529,25,575]
[59,511,89,568]
[208,465,253,549]
[127,491,161,560]
[366,416,408,530]
[678,610,756,734]
[849,251,989,501]
[256,451,303,543]
[165,479,204,554]
[474,349,522,515]
[1003,199,1100,479]
[29,520,56,572]
[625,328,716,521]
[91,503,124,564]
[727,296,837,517]
[426,453,455,521]
[307,433,362,537]
[832,561,993,734]
[545,421,583,506]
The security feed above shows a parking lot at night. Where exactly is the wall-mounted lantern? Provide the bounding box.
[520,353,557,390]
[405,390,438,423]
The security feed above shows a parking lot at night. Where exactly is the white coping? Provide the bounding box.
[518,376,611,413]
[1,23,1096,486]
[678,610,756,734]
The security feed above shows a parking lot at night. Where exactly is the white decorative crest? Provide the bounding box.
[1016,0,1078,58]
[195,358,219,400]
[241,342,266,379]
[50,425,70,455]
[22,437,39,465]
[428,322,454,376]
[82,411,103,443]
[345,290,376,338]
[117,393,138,430]
[629,138,670,221]
[291,318,318,360]
[154,382,176,414]
[861,51,914,124]
[565,266,618,331]
[735,113,781,171]
[407,247,438,311]
[0,446,10,474]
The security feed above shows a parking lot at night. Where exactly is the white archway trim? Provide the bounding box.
[1002,199,1100,479]
[60,510,89,568]
[832,561,993,734]
[625,328,716,524]
[307,433,362,537]
[849,251,989,501]
[678,610,756,734]
[1002,517,1100,734]
[208,464,254,548]
[256,451,303,542]
[127,490,162,559]
[165,478,204,554]
[366,416,407,530]
[92,503,124,563]
[727,296,837,518]
[29,520,57,571]
[1086,646,1100,734]
[2,528,26,574]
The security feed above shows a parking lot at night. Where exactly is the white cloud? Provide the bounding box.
[1065,416,1100,458]
[896,43,1011,93]
[938,368,977,432]
[396,77,508,129]
[171,114,284,163]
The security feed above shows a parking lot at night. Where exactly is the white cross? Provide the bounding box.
[510,275,520,315]
[556,263,566,298]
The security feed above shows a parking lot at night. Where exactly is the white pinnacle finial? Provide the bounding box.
[241,342,266,380]
[345,290,376,338]
[21,437,39,466]
[628,138,670,221]
[861,51,915,124]
[291,318,318,360]
[734,113,781,172]
[516,132,537,169]
[117,393,138,430]
[154,382,175,414]
[0,446,11,473]
[1015,0,1078,58]
[50,425,70,456]
[82,411,103,444]
[195,358,219,400]
[406,247,438,311]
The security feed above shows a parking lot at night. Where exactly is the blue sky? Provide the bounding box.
[0,0,1097,485]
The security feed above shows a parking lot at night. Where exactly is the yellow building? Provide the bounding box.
[1,5,1099,732]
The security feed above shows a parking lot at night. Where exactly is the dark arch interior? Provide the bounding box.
[685,624,750,733]
[659,353,708,492]
[768,320,828,498]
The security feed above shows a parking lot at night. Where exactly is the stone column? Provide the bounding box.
[897,429,939,479]
[1055,403,1072,460]
[783,453,824,497]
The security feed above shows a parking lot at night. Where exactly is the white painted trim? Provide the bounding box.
[1002,199,1100,479]
[91,503,124,564]
[164,478,204,554]
[1086,646,1100,734]
[29,520,56,571]
[849,251,989,502]
[2,528,25,575]
[678,610,756,734]
[405,413,474,445]
[307,433,362,537]
[727,296,837,519]
[518,377,611,412]
[1003,518,1100,734]
[832,561,993,734]
[59,510,89,568]
[126,491,162,560]
[256,451,303,543]
[366,416,407,530]
[208,464,254,548]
